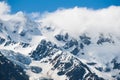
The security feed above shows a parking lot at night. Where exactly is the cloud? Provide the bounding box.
[30,12,41,19]
[41,6,120,37]
[0,1,26,22]
[0,1,10,15]
[0,1,27,34]
[1,1,120,37]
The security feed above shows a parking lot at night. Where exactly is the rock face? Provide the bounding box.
[0,52,29,80]
[30,40,104,80]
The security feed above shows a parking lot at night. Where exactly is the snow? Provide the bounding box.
[27,51,67,80]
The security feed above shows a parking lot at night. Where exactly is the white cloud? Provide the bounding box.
[0,1,10,15]
[41,6,120,37]
[0,1,26,21]
[30,12,41,19]
[0,2,40,21]
[1,1,120,37]
[0,1,27,33]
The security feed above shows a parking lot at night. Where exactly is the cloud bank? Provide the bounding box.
[41,6,120,36]
[0,1,120,37]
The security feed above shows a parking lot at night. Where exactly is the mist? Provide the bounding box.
[41,6,120,36]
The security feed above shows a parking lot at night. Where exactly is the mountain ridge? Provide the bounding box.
[0,11,120,80]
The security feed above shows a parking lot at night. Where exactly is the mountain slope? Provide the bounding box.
[0,11,120,80]
[0,52,29,80]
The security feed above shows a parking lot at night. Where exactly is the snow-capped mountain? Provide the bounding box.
[0,12,43,55]
[0,6,120,80]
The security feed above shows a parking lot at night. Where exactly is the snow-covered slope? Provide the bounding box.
[0,12,43,55]
[37,24,120,80]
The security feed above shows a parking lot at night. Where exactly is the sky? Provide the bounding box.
[1,0,120,13]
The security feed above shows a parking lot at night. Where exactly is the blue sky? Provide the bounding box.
[3,0,120,13]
